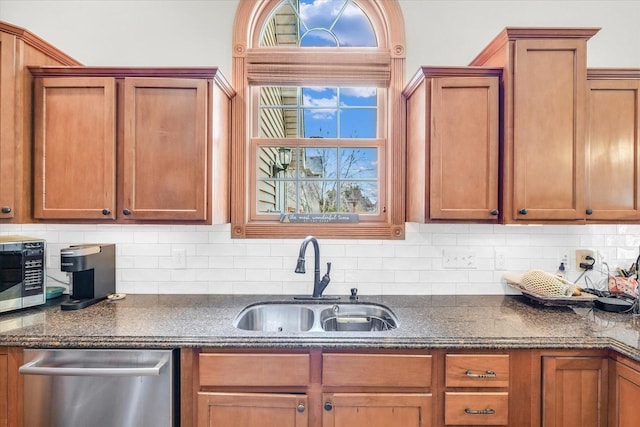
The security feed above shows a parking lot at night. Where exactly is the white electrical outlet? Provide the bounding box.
[575,249,594,271]
[442,249,458,269]
[172,248,187,269]
[443,249,477,269]
[495,249,506,270]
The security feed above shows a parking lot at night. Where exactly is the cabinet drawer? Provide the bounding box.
[199,353,309,387]
[445,392,508,425]
[445,354,509,387]
[323,353,432,387]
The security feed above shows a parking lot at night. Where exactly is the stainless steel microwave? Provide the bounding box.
[0,235,46,313]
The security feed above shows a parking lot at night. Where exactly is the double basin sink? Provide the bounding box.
[233,301,399,333]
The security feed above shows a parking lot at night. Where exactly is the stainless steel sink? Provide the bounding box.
[233,302,398,332]
[233,304,315,332]
[319,304,398,332]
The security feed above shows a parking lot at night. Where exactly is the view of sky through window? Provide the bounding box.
[255,0,381,216]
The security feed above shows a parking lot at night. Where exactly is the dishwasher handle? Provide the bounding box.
[19,356,168,377]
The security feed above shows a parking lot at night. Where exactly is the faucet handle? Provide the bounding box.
[320,262,332,290]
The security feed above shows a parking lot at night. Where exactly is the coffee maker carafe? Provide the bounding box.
[60,244,115,310]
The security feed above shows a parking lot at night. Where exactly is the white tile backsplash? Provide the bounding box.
[2,222,637,296]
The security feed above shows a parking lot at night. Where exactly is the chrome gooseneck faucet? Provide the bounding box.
[295,236,332,298]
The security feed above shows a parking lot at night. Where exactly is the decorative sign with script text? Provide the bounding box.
[280,213,359,223]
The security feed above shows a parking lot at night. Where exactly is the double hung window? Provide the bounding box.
[232,0,405,238]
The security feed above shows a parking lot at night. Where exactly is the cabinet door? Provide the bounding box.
[33,77,117,219]
[0,350,7,426]
[512,39,587,221]
[586,80,640,220]
[0,348,22,427]
[197,392,308,427]
[609,361,640,427]
[122,77,209,221]
[0,33,17,220]
[430,77,499,220]
[322,393,432,427]
[542,356,607,427]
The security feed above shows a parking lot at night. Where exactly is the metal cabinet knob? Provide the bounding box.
[324,401,333,411]
[102,208,111,216]
[490,209,499,216]
[1,206,11,214]
[586,208,593,215]
[297,403,305,413]
[123,209,131,216]
[518,208,528,215]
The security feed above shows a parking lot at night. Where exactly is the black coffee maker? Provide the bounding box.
[60,244,115,310]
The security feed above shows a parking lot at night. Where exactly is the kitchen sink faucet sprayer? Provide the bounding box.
[295,236,335,299]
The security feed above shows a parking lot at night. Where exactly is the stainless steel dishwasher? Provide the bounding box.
[19,349,178,427]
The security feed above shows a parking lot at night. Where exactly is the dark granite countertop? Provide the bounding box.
[0,294,638,361]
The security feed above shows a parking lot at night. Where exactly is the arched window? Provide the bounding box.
[231,0,405,239]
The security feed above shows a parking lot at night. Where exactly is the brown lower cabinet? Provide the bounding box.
[542,355,609,427]
[444,353,510,426]
[0,348,22,427]
[185,348,631,427]
[1,346,636,426]
[608,355,640,427]
[322,353,432,427]
[191,350,433,427]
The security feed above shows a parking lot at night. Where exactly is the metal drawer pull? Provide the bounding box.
[465,369,496,378]
[465,408,496,415]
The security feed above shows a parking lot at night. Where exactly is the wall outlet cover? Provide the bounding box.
[575,249,594,271]
[443,248,478,269]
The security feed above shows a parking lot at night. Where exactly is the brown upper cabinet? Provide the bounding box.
[585,69,640,221]
[30,67,234,224]
[404,67,501,222]
[0,21,80,223]
[470,28,599,224]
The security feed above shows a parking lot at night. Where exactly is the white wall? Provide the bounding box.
[1,1,638,78]
[403,0,640,72]
[1,0,639,296]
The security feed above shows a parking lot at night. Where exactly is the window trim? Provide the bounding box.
[231,0,406,239]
